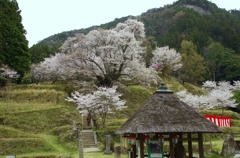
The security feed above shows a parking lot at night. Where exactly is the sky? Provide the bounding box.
[17,0,240,47]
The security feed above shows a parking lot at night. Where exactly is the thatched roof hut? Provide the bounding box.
[116,83,222,134]
[116,82,222,158]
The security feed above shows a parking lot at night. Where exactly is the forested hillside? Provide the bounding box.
[29,0,240,83]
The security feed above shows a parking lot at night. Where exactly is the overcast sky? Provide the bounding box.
[17,0,240,47]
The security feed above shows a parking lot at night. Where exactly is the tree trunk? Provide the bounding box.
[92,118,99,129]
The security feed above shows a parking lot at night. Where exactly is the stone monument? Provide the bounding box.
[221,134,235,157]
[104,135,112,154]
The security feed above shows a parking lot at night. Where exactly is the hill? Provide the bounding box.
[36,0,240,52]
[0,75,240,157]
[29,0,240,82]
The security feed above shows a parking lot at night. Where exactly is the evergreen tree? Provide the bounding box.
[179,40,207,85]
[0,0,30,77]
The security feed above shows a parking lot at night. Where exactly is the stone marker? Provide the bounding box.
[104,135,112,154]
[114,146,122,158]
[73,121,84,158]
[73,121,77,131]
[221,134,235,157]
[78,132,84,158]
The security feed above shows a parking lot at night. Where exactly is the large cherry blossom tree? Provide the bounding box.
[65,86,126,128]
[31,19,161,87]
[57,19,160,87]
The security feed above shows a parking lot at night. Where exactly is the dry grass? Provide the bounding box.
[0,102,64,115]
[0,89,67,104]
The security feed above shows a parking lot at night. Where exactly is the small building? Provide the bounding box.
[116,83,222,158]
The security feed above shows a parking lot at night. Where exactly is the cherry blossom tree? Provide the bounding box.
[30,19,160,86]
[233,80,240,90]
[202,80,216,91]
[176,90,210,111]
[0,64,19,79]
[178,80,239,114]
[217,81,233,91]
[31,53,83,84]
[38,53,66,83]
[150,46,182,76]
[58,19,160,87]
[65,86,126,128]
[30,63,46,84]
[203,80,237,114]
[0,64,19,87]
[208,89,237,115]
[202,80,233,91]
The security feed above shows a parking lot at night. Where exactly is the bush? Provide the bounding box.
[21,73,32,84]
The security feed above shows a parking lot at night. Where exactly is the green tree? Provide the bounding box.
[224,57,240,81]
[179,40,207,85]
[0,0,30,77]
[203,42,223,81]
[203,42,240,81]
[30,44,59,64]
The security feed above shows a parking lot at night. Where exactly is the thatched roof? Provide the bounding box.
[116,83,223,134]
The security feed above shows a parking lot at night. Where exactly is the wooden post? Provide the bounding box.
[187,133,193,158]
[179,133,183,145]
[133,143,137,158]
[169,134,174,158]
[198,133,204,158]
[139,134,145,158]
[133,134,137,158]
[130,151,134,158]
[178,133,183,157]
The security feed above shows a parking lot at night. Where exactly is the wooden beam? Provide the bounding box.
[198,133,204,158]
[188,133,193,158]
[163,138,198,141]
[136,135,198,141]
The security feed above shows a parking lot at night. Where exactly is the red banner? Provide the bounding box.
[204,115,231,127]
